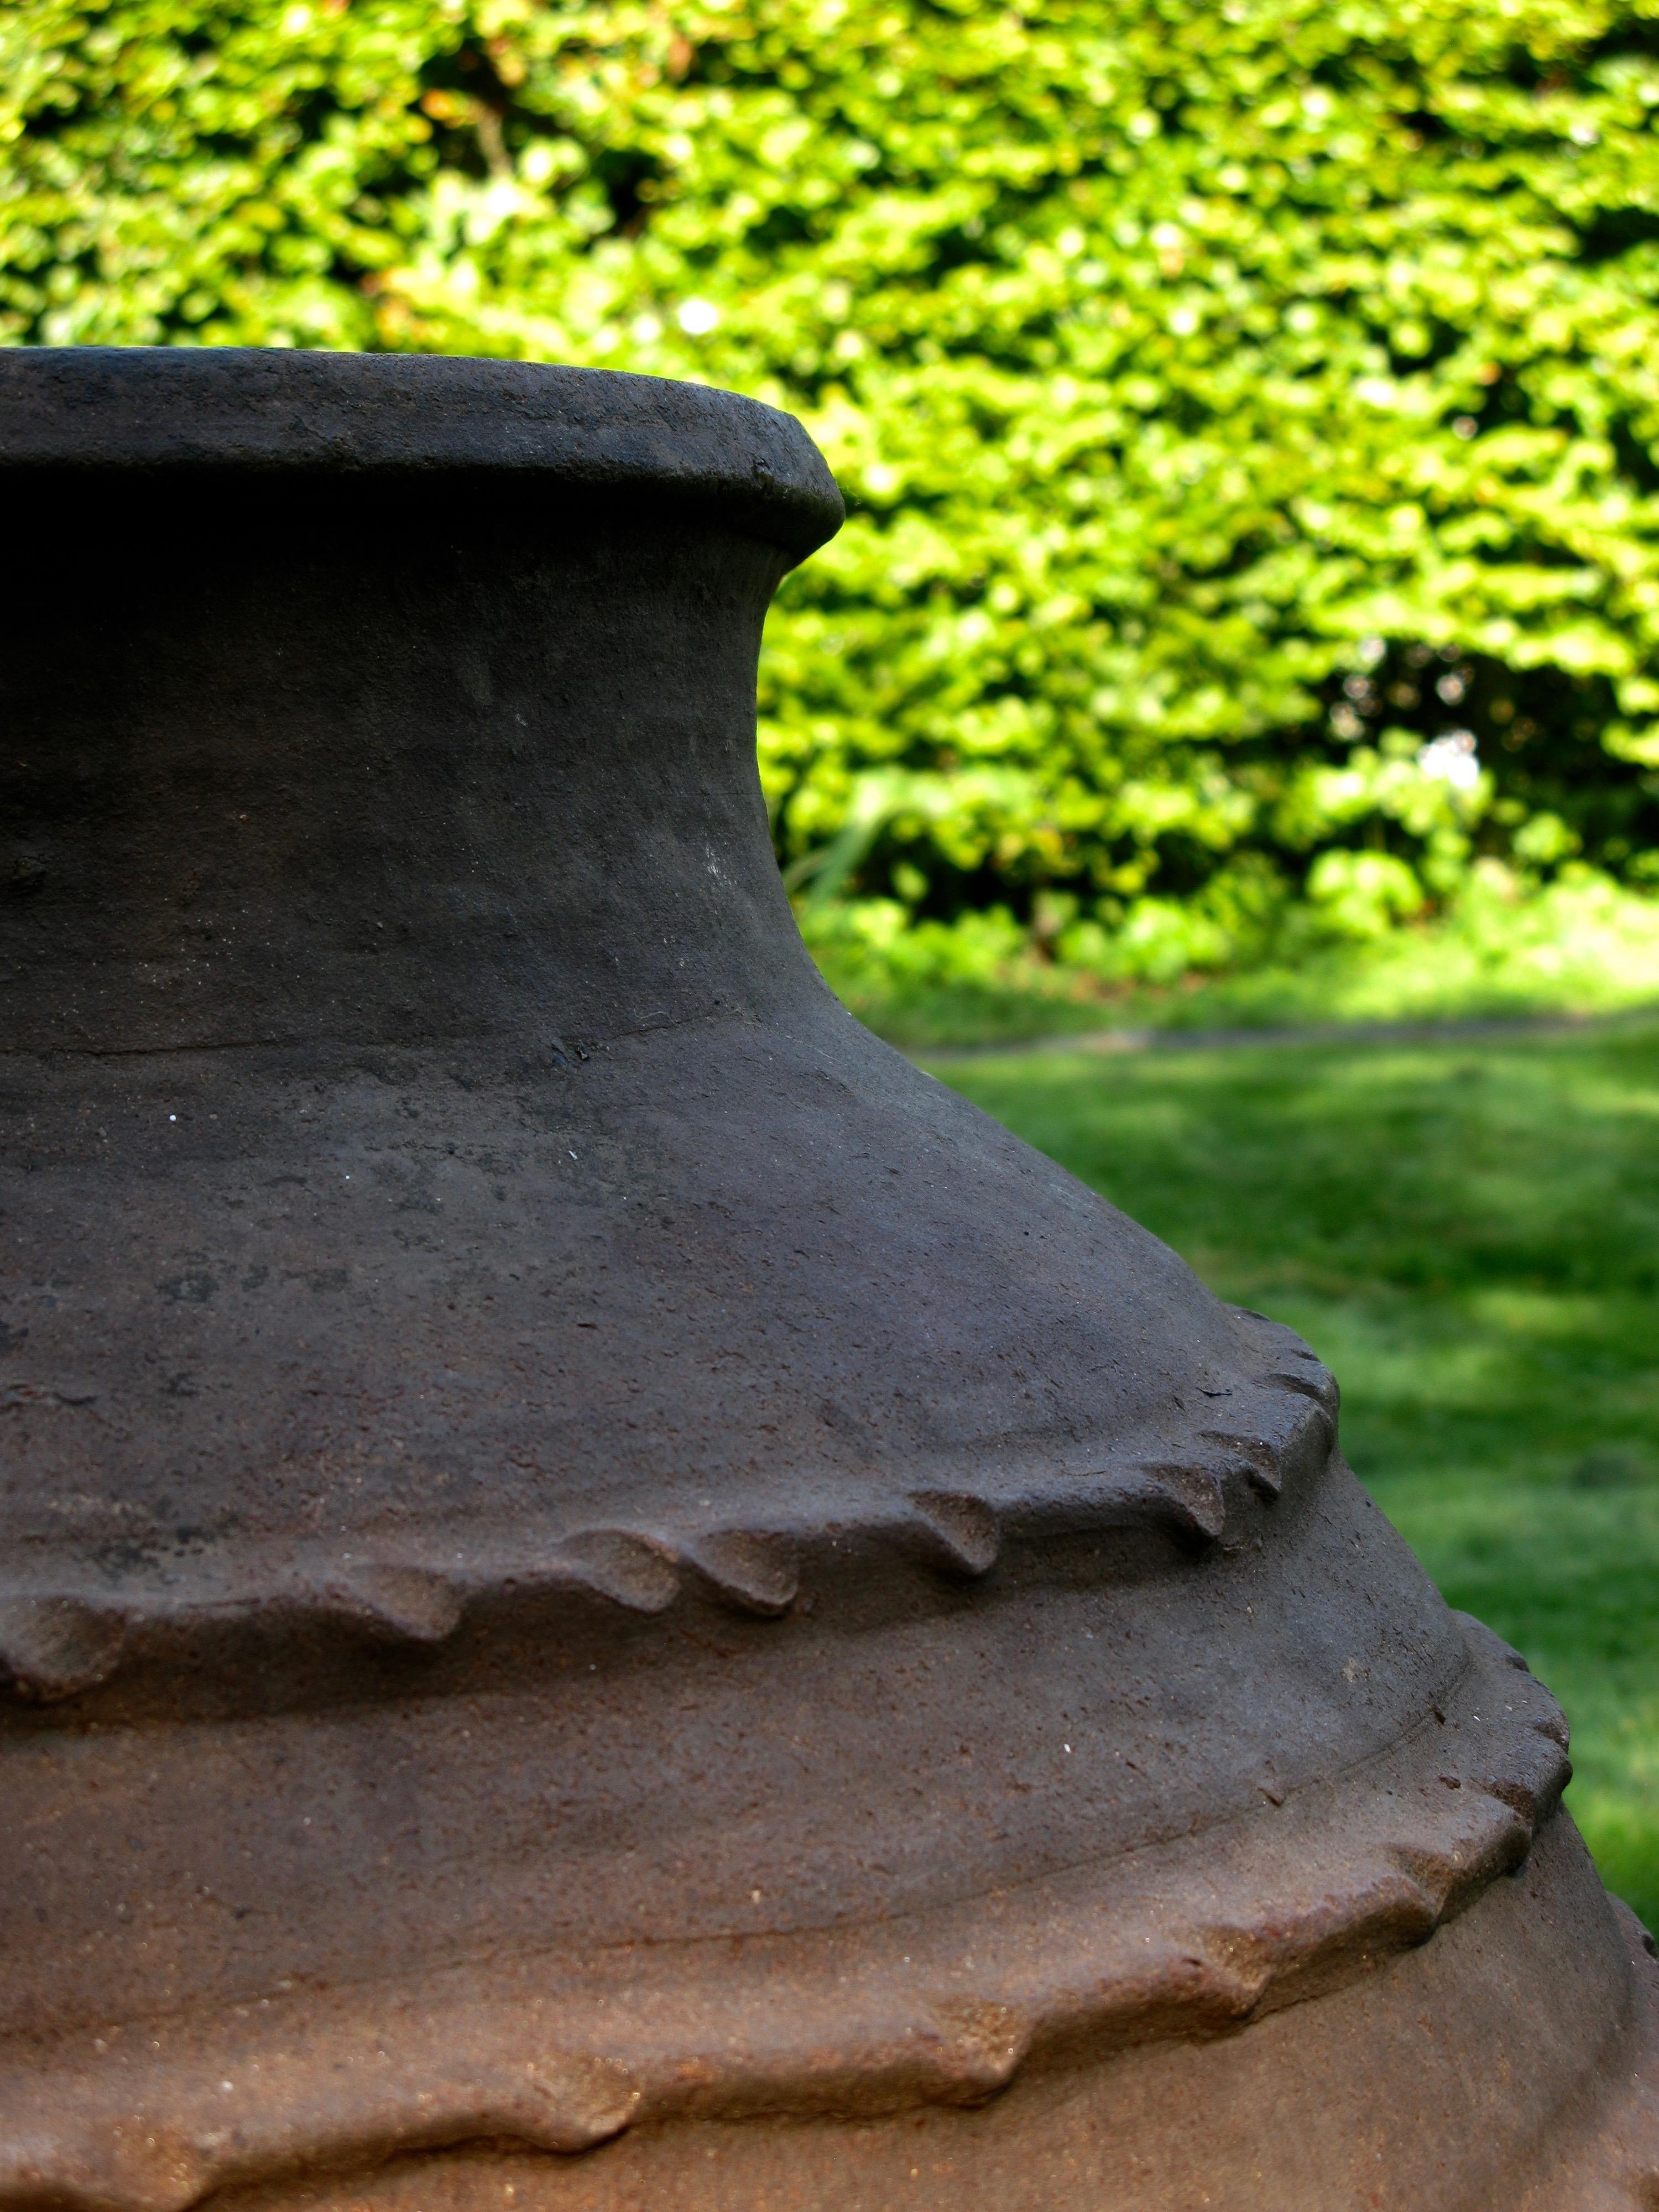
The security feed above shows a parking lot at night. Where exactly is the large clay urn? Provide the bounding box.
[1,348,1656,2212]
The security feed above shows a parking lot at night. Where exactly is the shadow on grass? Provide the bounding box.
[928,1019,1659,1930]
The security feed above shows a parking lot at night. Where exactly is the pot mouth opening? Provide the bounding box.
[0,349,845,561]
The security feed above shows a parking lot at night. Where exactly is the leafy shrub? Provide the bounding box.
[6,0,1659,958]
[805,867,1659,1046]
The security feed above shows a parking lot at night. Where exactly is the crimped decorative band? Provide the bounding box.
[0,1615,1569,2212]
[0,1349,1337,1712]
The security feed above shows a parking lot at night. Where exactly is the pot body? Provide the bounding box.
[1,351,1655,2212]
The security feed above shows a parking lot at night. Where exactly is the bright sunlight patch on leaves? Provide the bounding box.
[4,0,1659,982]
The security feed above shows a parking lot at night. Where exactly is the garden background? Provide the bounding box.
[4,0,1658,1920]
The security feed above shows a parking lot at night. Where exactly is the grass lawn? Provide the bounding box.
[926,1016,1659,1931]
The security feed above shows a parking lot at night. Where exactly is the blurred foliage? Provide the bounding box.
[807,862,1659,1046]
[7,0,1659,966]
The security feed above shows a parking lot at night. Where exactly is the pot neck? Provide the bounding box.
[0,483,818,1056]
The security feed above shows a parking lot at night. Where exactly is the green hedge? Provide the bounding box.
[7,0,1659,972]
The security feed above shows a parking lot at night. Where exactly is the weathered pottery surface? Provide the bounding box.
[1,348,1656,2212]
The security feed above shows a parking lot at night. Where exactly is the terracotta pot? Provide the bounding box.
[1,349,1654,2212]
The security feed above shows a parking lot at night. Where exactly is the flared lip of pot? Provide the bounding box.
[0,347,846,561]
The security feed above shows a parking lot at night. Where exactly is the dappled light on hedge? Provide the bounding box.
[6,0,1658,976]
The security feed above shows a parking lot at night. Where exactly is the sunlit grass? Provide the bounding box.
[929,1020,1659,1929]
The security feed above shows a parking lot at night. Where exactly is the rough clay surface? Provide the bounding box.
[0,348,844,558]
[0,350,1654,2212]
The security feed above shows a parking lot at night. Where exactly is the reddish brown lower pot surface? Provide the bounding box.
[1,351,1652,2211]
[217,1819,1659,2212]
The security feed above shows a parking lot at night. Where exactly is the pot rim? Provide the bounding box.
[0,347,845,559]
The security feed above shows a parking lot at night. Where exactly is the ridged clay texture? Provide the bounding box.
[1,349,1655,2211]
